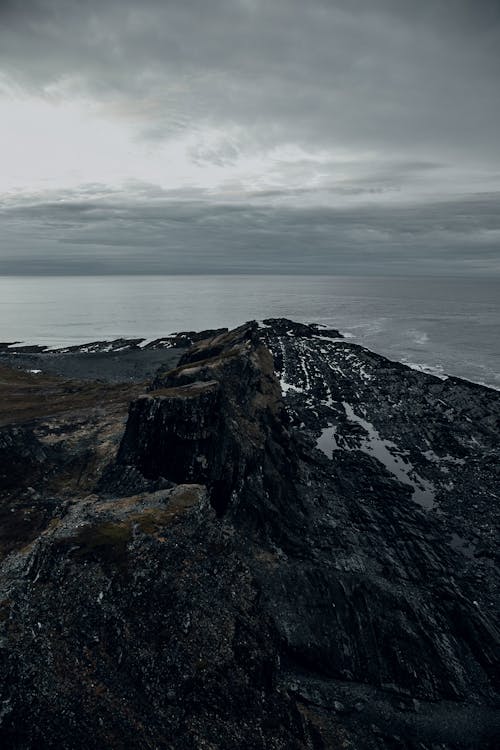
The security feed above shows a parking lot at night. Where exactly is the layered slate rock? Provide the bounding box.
[116,323,300,526]
[0,319,498,749]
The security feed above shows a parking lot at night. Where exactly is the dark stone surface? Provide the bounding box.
[0,319,498,749]
[0,344,186,384]
[0,328,231,383]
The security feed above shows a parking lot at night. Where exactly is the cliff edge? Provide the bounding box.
[0,320,498,749]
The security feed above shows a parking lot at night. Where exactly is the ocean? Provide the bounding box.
[0,275,498,389]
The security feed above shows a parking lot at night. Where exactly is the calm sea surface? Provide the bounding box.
[0,275,498,389]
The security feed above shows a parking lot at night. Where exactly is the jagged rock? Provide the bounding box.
[119,323,301,525]
[0,426,51,490]
[261,318,342,339]
[0,319,498,749]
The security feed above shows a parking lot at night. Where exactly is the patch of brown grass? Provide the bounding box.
[131,486,202,533]
[0,364,141,427]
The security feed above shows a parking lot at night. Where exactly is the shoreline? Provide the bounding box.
[1,328,498,392]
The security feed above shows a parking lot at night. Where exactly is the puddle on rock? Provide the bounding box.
[341,402,436,510]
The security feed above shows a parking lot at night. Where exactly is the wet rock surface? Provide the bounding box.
[0,319,498,749]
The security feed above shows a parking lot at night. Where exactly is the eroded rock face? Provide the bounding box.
[0,485,313,750]
[115,323,299,522]
[0,320,498,749]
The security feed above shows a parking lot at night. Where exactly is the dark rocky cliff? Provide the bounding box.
[0,320,498,749]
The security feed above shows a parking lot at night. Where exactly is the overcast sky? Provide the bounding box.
[1,0,499,275]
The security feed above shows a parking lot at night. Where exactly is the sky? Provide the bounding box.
[0,0,499,275]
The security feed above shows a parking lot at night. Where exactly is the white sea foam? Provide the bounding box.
[401,360,448,379]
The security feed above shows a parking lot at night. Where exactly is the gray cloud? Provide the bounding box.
[1,188,499,275]
[2,0,499,155]
[0,1,499,274]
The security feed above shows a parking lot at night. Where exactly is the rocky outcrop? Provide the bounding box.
[115,323,300,527]
[0,320,498,749]
[261,317,342,339]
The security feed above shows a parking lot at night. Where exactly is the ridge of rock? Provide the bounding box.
[113,322,300,527]
[0,318,498,749]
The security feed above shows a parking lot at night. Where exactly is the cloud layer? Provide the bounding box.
[1,0,499,274]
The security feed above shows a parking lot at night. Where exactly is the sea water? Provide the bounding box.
[0,275,498,389]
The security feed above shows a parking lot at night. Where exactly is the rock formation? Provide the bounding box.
[0,320,498,748]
